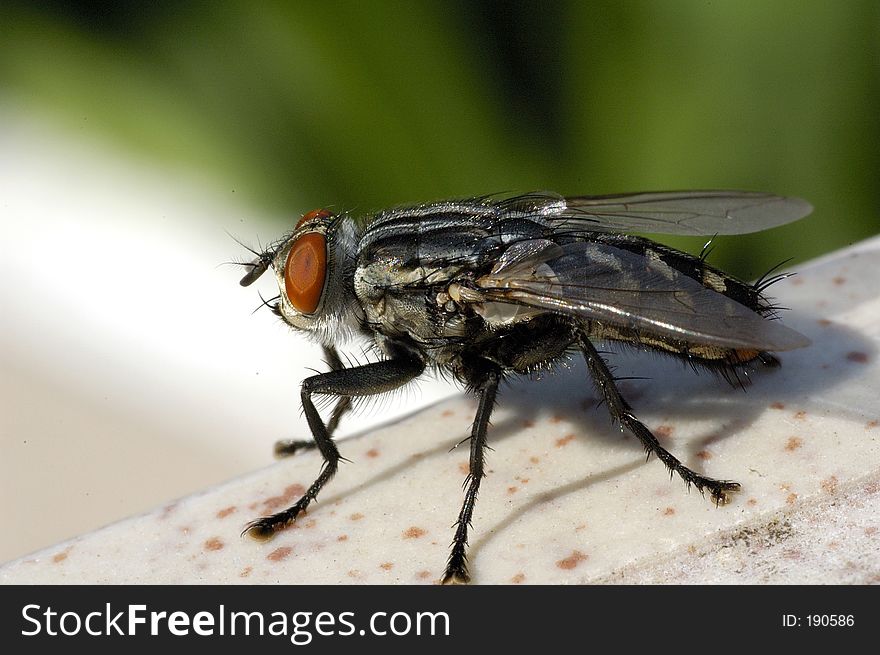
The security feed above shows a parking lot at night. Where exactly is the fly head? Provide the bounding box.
[241,208,363,345]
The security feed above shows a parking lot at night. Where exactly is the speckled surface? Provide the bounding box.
[3,236,879,584]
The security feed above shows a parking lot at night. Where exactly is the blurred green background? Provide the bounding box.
[1,0,877,277]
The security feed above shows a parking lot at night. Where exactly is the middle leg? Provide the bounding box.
[441,367,501,584]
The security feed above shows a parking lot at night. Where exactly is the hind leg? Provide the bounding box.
[579,334,740,504]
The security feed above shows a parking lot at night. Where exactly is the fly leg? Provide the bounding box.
[441,367,501,585]
[244,354,425,539]
[579,335,740,505]
[274,345,352,457]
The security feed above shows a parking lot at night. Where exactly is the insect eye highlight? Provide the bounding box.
[284,231,327,314]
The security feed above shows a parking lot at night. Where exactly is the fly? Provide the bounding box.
[237,190,812,584]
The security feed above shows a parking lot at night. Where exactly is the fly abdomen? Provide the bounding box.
[589,233,774,315]
[583,319,776,390]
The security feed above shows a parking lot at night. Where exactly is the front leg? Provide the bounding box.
[274,345,353,458]
[244,353,425,539]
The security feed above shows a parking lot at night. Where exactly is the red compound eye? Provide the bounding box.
[285,232,327,314]
[296,208,333,229]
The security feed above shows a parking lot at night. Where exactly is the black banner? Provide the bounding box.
[1,585,870,651]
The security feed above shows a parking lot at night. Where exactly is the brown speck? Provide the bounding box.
[522,419,535,428]
[865,482,880,494]
[263,484,307,511]
[555,434,575,448]
[403,526,426,539]
[783,548,802,560]
[216,506,236,519]
[575,523,587,532]
[159,503,178,520]
[348,570,362,579]
[821,475,839,494]
[786,492,798,505]
[747,498,758,506]
[366,448,380,458]
[529,456,540,464]
[52,550,69,564]
[828,541,840,549]
[846,351,869,364]
[785,437,803,452]
[817,319,832,327]
[303,519,317,529]
[511,573,526,584]
[864,527,878,536]
[337,534,348,542]
[204,537,224,552]
[239,567,252,578]
[520,478,530,484]
[832,276,846,285]
[441,409,454,417]
[662,507,675,516]
[507,486,519,494]
[696,450,712,460]
[793,411,806,420]
[416,570,432,580]
[349,512,364,521]
[379,562,393,571]
[655,425,674,439]
[687,545,697,555]
[867,420,878,430]
[549,415,563,424]
[267,546,293,562]
[458,462,470,475]
[556,550,587,570]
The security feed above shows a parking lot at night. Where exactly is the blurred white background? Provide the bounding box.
[0,104,456,563]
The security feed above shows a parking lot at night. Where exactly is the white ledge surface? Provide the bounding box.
[3,234,880,584]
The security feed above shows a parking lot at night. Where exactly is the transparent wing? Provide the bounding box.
[476,239,810,351]
[496,190,813,236]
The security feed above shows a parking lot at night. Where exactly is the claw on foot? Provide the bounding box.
[273,440,315,459]
[710,481,742,506]
[440,570,470,585]
[242,519,279,541]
